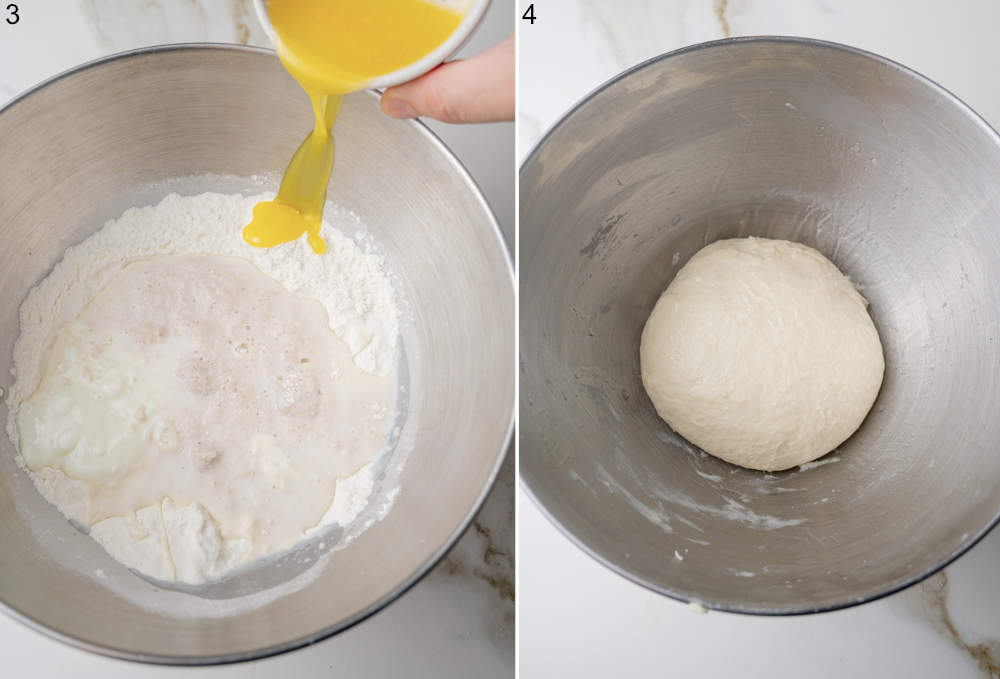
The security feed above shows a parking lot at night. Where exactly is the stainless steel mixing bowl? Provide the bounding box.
[520,37,1000,614]
[0,45,513,662]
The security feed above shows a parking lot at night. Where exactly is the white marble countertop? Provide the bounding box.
[518,1,1000,677]
[0,0,513,676]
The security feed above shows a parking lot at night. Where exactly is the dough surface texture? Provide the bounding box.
[640,237,884,471]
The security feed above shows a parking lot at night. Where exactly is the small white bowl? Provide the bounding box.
[252,0,492,90]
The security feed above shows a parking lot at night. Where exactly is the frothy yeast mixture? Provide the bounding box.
[7,192,400,584]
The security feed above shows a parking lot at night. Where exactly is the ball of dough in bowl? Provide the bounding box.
[640,237,884,472]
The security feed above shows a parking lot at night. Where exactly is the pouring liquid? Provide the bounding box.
[244,0,463,254]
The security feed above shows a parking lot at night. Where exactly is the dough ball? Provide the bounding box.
[640,237,884,471]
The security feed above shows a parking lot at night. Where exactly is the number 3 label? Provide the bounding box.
[5,3,18,24]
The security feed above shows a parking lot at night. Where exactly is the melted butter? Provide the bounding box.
[244,0,463,254]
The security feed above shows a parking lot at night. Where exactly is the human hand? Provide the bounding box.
[381,32,514,124]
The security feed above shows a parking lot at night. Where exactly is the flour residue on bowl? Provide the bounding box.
[797,455,841,472]
[5,191,403,586]
[596,443,806,539]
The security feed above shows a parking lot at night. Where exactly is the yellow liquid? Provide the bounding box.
[244,0,463,254]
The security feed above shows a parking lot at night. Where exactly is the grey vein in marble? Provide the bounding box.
[80,0,268,51]
[714,0,731,37]
[576,0,729,76]
[425,452,514,665]
[912,573,1000,678]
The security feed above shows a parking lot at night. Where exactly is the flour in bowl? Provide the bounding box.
[5,192,400,584]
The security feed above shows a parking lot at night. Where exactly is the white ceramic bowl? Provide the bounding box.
[252,0,492,89]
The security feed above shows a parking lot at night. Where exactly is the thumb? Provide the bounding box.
[381,33,514,124]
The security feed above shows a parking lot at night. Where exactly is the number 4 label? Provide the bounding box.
[522,3,535,24]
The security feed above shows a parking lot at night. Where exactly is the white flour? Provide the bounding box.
[5,192,399,584]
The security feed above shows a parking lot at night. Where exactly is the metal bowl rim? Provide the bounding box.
[0,42,515,665]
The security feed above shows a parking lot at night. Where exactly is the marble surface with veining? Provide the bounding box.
[519,1,1000,678]
[0,1,513,676]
